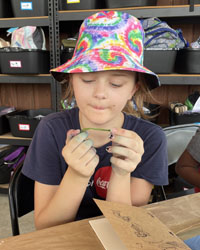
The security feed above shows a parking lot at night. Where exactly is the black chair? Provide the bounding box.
[155,123,200,202]
[8,161,34,236]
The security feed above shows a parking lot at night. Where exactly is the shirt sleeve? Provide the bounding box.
[22,118,65,185]
[131,126,168,186]
[187,128,200,163]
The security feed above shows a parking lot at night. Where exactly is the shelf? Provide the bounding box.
[0,133,32,146]
[0,183,9,194]
[0,74,52,84]
[159,74,200,85]
[58,5,200,21]
[0,16,49,28]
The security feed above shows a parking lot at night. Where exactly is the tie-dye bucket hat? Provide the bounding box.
[51,11,160,90]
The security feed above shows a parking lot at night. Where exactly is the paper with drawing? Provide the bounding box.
[89,199,190,250]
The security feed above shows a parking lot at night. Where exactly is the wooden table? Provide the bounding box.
[1,193,200,250]
[144,192,200,241]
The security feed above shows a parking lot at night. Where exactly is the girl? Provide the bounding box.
[22,11,168,230]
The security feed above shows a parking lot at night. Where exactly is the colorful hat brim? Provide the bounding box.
[51,49,160,90]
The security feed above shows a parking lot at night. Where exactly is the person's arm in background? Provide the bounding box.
[175,149,200,188]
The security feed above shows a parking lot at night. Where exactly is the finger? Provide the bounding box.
[110,145,137,161]
[112,136,144,155]
[66,129,80,144]
[83,148,99,170]
[86,154,99,171]
[79,154,99,177]
[110,156,133,173]
[66,131,88,153]
[111,128,138,139]
[74,139,93,157]
[111,129,143,153]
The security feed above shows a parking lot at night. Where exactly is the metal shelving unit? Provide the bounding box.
[58,5,200,21]
[0,0,57,146]
[1,3,200,145]
[159,74,200,85]
[0,0,57,110]
[0,133,31,146]
[54,3,200,100]
[0,74,52,84]
[0,16,49,28]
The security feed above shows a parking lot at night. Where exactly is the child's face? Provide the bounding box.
[71,70,138,127]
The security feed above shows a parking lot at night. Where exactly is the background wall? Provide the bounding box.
[0,0,199,124]
[147,0,200,124]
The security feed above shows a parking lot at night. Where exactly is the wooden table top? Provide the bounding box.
[1,193,200,250]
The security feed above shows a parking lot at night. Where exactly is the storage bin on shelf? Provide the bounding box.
[169,110,200,126]
[0,107,16,135]
[61,48,74,64]
[0,0,13,18]
[0,47,50,74]
[105,0,157,8]
[7,109,54,138]
[59,0,106,10]
[10,0,48,17]
[60,38,76,64]
[144,49,177,74]
[175,48,200,74]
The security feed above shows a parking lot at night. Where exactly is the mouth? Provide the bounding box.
[92,105,106,110]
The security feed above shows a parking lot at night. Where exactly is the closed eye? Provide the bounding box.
[110,83,122,87]
[82,79,94,83]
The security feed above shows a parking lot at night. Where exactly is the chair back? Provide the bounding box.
[152,123,200,202]
[8,162,34,236]
[163,123,200,166]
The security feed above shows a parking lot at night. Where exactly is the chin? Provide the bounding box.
[87,116,112,126]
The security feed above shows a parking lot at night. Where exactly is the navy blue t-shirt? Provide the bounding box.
[22,107,168,220]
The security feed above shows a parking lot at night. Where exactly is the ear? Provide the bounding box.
[128,82,139,100]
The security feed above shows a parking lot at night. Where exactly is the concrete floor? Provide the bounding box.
[0,193,35,239]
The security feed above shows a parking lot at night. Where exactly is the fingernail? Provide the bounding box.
[84,139,93,146]
[68,129,80,139]
[109,132,114,139]
[80,131,88,137]
[75,131,88,141]
[106,146,112,153]
[109,128,117,139]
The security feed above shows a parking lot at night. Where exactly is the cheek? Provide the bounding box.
[73,85,90,105]
[111,92,131,108]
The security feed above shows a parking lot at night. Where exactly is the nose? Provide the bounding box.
[93,82,107,99]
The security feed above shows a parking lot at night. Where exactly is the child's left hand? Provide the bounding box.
[108,128,144,176]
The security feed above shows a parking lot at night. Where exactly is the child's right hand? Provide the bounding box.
[62,129,99,178]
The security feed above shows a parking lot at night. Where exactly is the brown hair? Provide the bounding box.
[123,73,159,120]
[61,73,158,120]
